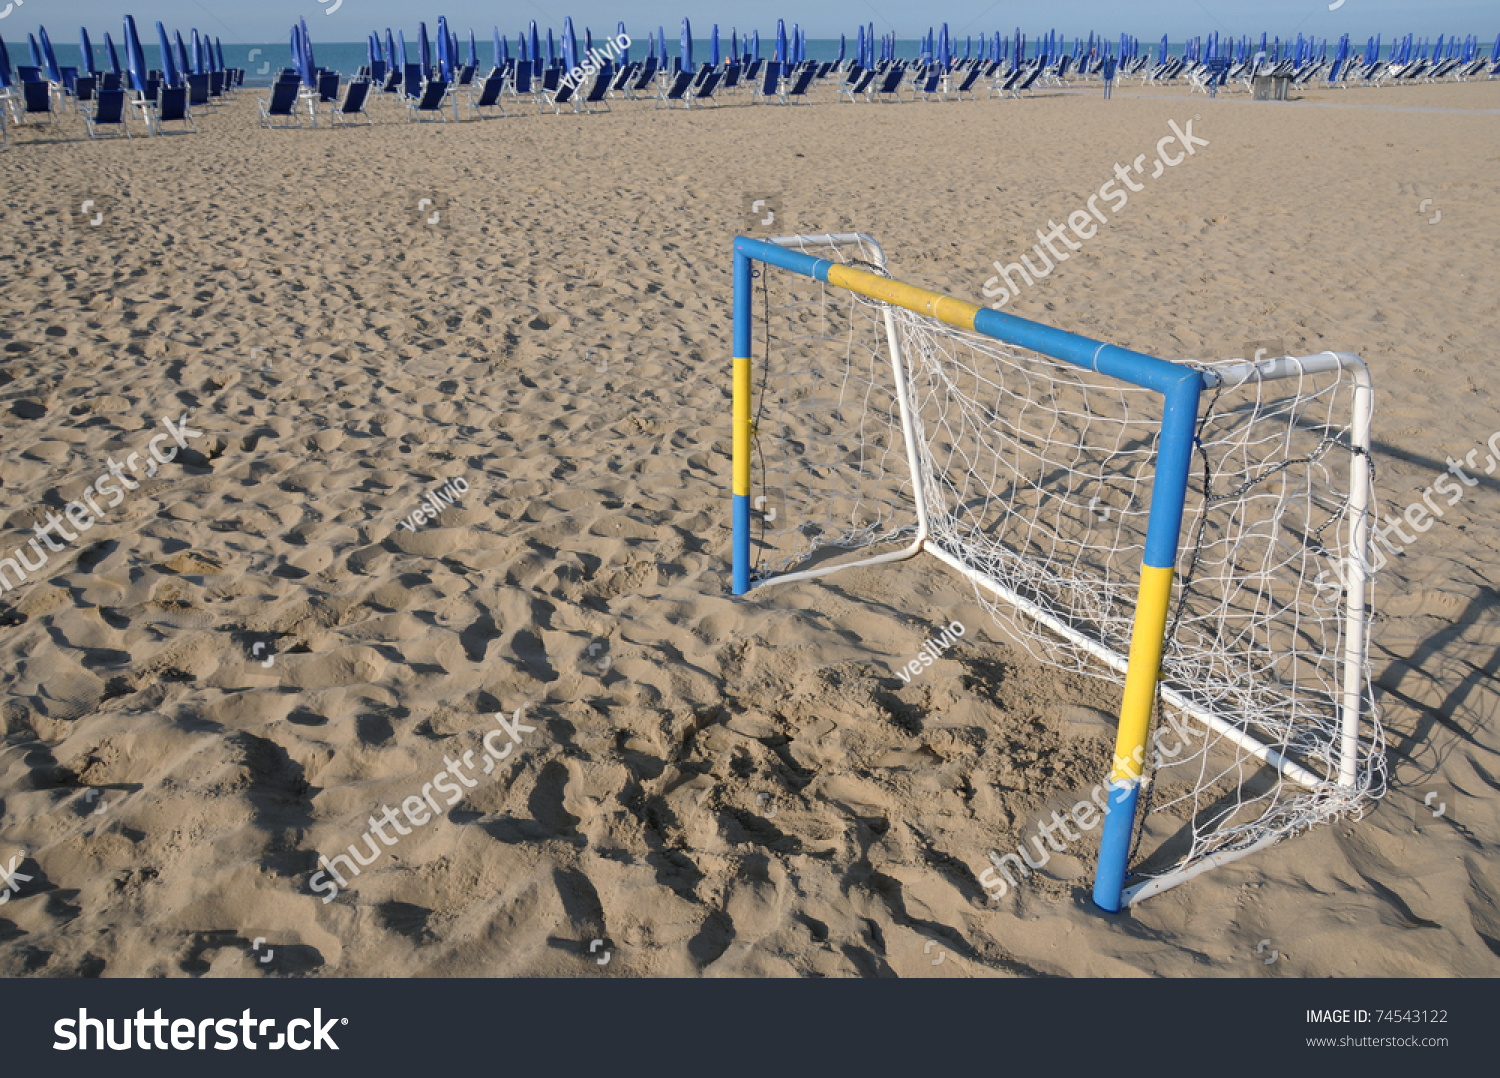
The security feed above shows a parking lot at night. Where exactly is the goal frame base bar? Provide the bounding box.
[731,233,1374,912]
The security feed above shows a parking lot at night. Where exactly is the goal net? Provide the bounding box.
[734,232,1386,908]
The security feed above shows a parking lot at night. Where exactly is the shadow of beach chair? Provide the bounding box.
[330,80,372,126]
[153,85,197,133]
[258,79,303,128]
[407,80,450,121]
[467,71,507,118]
[85,88,132,138]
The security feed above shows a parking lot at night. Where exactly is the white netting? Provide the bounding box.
[748,234,1386,890]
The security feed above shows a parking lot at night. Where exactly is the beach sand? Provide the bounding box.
[1,75,1498,977]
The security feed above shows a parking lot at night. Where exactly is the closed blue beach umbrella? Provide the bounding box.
[546,28,555,67]
[105,33,122,74]
[124,15,147,93]
[215,36,224,71]
[528,22,540,68]
[386,29,398,72]
[28,34,42,70]
[563,17,577,71]
[0,36,12,90]
[298,17,317,86]
[38,26,61,82]
[156,22,180,86]
[174,30,191,79]
[79,27,96,75]
[436,17,452,79]
[752,30,759,60]
[418,22,431,72]
[681,18,693,70]
[468,29,478,68]
[775,19,786,63]
[585,27,593,57]
[619,22,630,63]
[711,24,720,67]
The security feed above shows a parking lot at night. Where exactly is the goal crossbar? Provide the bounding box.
[731,234,1376,912]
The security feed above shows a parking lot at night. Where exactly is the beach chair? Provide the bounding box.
[541,67,561,94]
[466,71,507,118]
[1012,64,1044,96]
[456,65,477,87]
[370,60,387,87]
[722,63,742,92]
[258,79,303,127]
[838,65,869,101]
[577,64,614,113]
[870,67,905,102]
[8,80,57,126]
[744,59,764,84]
[317,72,341,110]
[912,70,945,101]
[329,80,372,126]
[73,75,98,111]
[403,63,424,99]
[624,58,658,99]
[506,60,534,103]
[208,71,225,99]
[608,62,636,97]
[654,69,694,108]
[539,77,578,114]
[779,66,817,104]
[687,70,723,107]
[406,80,450,121]
[989,66,1022,97]
[950,66,983,100]
[84,88,132,138]
[754,62,782,102]
[100,72,123,92]
[380,67,403,94]
[186,72,213,110]
[153,86,197,133]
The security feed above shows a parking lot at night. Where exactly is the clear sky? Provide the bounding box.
[20,1,1498,44]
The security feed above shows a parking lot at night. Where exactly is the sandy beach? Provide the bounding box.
[2,73,1498,978]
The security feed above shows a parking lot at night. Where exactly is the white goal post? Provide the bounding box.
[730,232,1385,910]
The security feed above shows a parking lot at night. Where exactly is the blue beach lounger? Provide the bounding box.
[85,88,132,138]
[407,79,450,121]
[330,80,372,126]
[258,79,302,127]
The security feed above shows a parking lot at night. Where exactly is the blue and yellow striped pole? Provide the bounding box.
[733,246,753,595]
[731,238,1202,909]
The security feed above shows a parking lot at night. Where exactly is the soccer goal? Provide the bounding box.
[731,232,1386,911]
